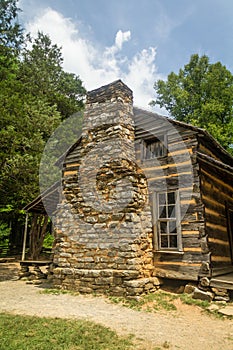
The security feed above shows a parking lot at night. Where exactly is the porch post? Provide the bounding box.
[22,211,28,261]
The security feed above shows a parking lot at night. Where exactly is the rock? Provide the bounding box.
[192,288,214,302]
[184,283,196,294]
[211,287,228,296]
[207,304,220,312]
[32,280,43,285]
[176,285,185,294]
[150,277,162,286]
[199,277,210,287]
[214,295,230,302]
[218,306,233,317]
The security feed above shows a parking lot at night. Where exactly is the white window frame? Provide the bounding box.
[152,190,182,252]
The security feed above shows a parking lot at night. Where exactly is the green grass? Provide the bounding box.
[109,290,228,316]
[109,291,177,312]
[179,293,211,308]
[41,288,79,296]
[0,313,133,350]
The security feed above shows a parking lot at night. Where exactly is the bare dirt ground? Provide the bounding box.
[0,262,233,350]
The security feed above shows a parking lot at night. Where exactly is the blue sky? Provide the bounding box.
[18,0,233,110]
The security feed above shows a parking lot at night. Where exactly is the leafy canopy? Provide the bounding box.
[151,54,233,154]
[0,0,86,215]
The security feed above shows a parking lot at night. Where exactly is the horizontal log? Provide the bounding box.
[63,170,78,176]
[211,266,233,277]
[201,194,225,211]
[168,148,193,157]
[205,213,227,227]
[198,143,218,160]
[154,260,201,266]
[183,247,202,252]
[211,256,231,262]
[201,168,233,192]
[141,159,193,172]
[206,226,230,242]
[153,265,200,280]
[208,237,229,246]
[65,163,80,168]
[154,252,209,263]
[208,244,231,258]
[201,187,232,208]
[206,222,227,233]
[182,230,200,235]
[201,179,233,202]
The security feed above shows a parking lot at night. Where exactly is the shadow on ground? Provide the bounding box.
[0,262,20,282]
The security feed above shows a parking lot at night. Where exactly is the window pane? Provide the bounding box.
[169,221,177,233]
[168,192,175,204]
[161,235,168,248]
[155,190,180,252]
[168,205,175,218]
[170,235,178,248]
[146,147,150,159]
[159,221,167,233]
[159,193,166,205]
[159,206,166,218]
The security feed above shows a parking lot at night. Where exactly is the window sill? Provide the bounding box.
[153,250,184,255]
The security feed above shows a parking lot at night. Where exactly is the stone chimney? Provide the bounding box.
[51,80,157,296]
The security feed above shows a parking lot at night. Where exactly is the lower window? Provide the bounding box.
[154,190,182,251]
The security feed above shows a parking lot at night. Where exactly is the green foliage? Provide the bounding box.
[19,32,86,119]
[0,2,86,221]
[41,288,79,296]
[0,80,61,209]
[179,293,210,308]
[151,54,233,154]
[0,313,133,350]
[0,0,23,50]
[42,233,54,249]
[0,221,10,255]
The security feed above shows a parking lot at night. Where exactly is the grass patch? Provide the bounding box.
[109,291,177,312]
[41,288,79,296]
[109,290,226,317]
[179,293,210,309]
[0,313,133,350]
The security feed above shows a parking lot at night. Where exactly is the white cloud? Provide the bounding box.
[24,8,163,109]
[115,30,131,50]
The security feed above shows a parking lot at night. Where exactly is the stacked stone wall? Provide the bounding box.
[51,80,155,296]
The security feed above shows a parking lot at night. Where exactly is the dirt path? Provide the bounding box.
[0,263,233,349]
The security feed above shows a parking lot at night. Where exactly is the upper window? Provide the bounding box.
[142,135,167,160]
[154,190,182,251]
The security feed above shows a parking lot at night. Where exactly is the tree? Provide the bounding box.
[19,32,86,119]
[0,1,86,253]
[0,0,23,80]
[0,0,23,49]
[151,54,233,154]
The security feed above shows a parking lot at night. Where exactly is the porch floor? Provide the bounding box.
[210,273,233,290]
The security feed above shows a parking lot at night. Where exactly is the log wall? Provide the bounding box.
[133,109,208,280]
[199,162,233,276]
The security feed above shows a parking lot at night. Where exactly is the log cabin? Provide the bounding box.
[23,80,233,295]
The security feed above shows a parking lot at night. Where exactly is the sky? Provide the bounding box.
[18,0,233,111]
